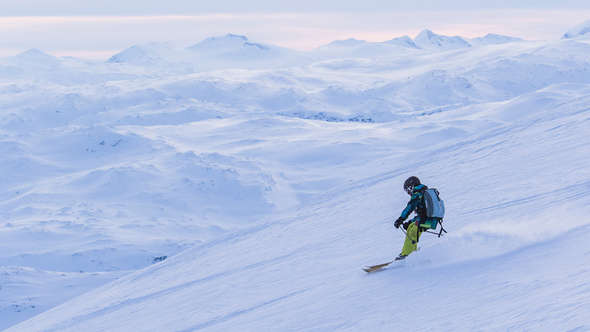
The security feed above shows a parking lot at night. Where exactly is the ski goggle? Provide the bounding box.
[405,187,413,195]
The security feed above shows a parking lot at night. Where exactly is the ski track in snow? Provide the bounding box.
[2,29,590,331]
[176,290,309,332]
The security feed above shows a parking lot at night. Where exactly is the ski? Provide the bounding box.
[363,261,394,273]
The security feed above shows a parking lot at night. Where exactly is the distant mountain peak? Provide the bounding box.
[414,30,471,50]
[13,48,60,66]
[18,48,46,56]
[418,29,435,37]
[16,48,56,59]
[199,34,249,44]
[225,33,248,41]
[562,20,590,39]
[106,43,172,64]
[470,33,523,46]
[323,38,367,48]
[384,35,418,48]
[187,33,272,53]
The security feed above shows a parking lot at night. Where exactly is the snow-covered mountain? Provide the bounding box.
[313,30,525,61]
[107,42,177,65]
[186,33,308,68]
[13,48,61,66]
[384,35,419,48]
[562,19,590,39]
[0,48,63,74]
[316,31,518,56]
[314,36,422,59]
[2,23,590,331]
[321,38,367,48]
[106,34,308,70]
[469,33,523,46]
[187,33,272,55]
[414,29,472,50]
[103,30,525,71]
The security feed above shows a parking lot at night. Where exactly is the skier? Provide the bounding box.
[363,176,445,272]
[393,176,440,260]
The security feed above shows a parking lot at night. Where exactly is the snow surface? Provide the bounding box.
[2,24,590,331]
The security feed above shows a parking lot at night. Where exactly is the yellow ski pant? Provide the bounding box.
[400,222,423,256]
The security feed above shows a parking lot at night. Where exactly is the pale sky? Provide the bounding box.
[2,0,590,14]
[1,1,590,59]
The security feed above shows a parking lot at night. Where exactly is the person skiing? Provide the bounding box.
[363,176,445,272]
[393,176,439,260]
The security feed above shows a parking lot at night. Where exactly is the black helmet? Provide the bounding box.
[403,176,420,194]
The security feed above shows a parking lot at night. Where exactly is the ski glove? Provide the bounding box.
[394,218,404,229]
[403,221,411,230]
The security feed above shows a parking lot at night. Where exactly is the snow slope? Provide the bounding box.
[3,23,590,331]
[8,81,590,332]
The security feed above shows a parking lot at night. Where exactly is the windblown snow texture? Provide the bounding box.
[2,23,590,331]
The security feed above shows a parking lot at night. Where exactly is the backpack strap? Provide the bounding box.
[421,219,448,237]
[437,220,447,238]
